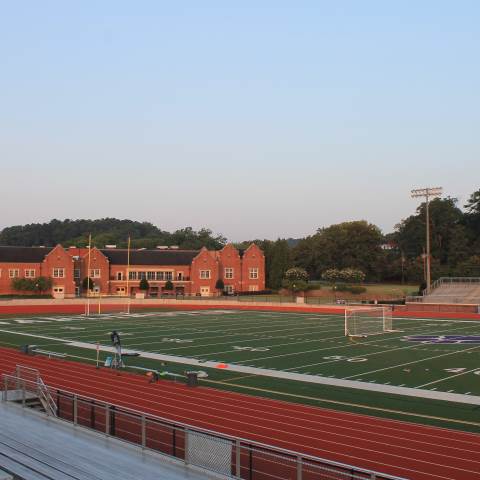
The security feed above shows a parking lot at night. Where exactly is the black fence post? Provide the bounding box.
[90,400,95,428]
[172,427,176,457]
[249,445,253,480]
[110,406,116,436]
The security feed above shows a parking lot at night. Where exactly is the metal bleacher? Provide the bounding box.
[0,402,220,480]
[416,277,480,304]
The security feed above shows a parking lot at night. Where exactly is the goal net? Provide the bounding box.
[344,306,393,337]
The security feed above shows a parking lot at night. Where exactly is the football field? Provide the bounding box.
[1,308,480,431]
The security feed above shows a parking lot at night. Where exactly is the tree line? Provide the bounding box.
[239,188,480,289]
[1,188,479,290]
[0,218,226,251]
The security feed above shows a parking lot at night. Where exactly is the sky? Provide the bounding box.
[1,1,479,241]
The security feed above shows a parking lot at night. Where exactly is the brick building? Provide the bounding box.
[0,244,265,298]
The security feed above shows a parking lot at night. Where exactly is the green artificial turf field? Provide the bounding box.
[1,308,480,432]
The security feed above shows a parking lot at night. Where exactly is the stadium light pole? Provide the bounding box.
[411,187,443,295]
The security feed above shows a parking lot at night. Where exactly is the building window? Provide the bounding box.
[165,271,173,281]
[9,269,20,278]
[249,268,259,279]
[90,269,101,278]
[177,272,183,281]
[139,271,146,280]
[200,270,211,279]
[147,271,156,280]
[129,271,137,280]
[53,268,65,278]
[225,285,234,294]
[116,272,123,280]
[74,269,80,279]
[24,269,36,278]
[225,268,234,279]
[156,271,164,281]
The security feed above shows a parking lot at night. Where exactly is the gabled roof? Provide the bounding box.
[0,246,54,263]
[100,249,199,266]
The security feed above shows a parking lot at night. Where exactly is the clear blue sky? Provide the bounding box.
[1,1,479,241]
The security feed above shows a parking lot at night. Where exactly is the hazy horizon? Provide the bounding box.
[1,1,479,241]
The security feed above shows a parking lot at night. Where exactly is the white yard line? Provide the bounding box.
[234,321,480,365]
[416,368,480,389]
[142,329,346,354]
[343,345,480,379]
[14,316,341,341]
[287,322,480,371]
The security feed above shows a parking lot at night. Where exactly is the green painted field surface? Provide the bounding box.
[1,308,480,432]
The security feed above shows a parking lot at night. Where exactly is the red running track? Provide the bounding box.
[1,302,480,320]
[1,347,479,480]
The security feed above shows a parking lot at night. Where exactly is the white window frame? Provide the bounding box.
[249,268,259,279]
[9,269,20,278]
[53,268,65,278]
[225,285,234,294]
[74,269,81,279]
[24,269,36,278]
[224,268,234,279]
[199,270,211,280]
[90,269,101,278]
[116,271,123,280]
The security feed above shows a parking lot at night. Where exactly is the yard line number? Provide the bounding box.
[162,338,194,343]
[233,346,270,352]
[444,367,480,375]
[323,355,368,363]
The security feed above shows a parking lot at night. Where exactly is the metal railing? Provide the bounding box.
[1,374,408,480]
[423,277,480,296]
[13,365,57,416]
[38,377,58,416]
[407,295,480,305]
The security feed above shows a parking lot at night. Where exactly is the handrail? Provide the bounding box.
[424,277,480,296]
[1,373,408,480]
[37,377,57,416]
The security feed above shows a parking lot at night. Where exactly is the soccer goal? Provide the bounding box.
[344,306,393,337]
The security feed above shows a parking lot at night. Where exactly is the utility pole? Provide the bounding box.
[411,187,443,295]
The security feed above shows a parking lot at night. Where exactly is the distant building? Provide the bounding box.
[0,244,265,298]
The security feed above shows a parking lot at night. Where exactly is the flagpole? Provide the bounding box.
[126,236,131,315]
[86,233,92,316]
